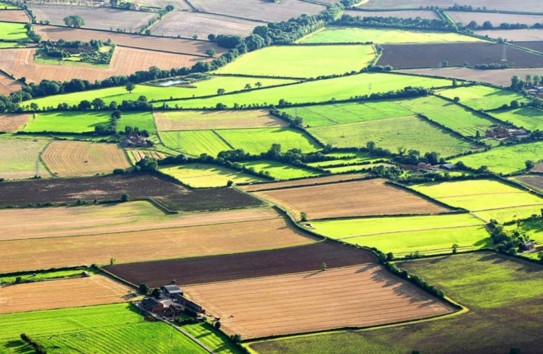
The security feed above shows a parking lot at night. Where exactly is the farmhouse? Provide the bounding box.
[172,294,204,314]
[140,297,183,317]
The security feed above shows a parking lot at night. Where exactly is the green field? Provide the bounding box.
[0,268,95,285]
[0,1,19,9]
[309,115,474,157]
[160,130,232,157]
[117,112,156,134]
[182,322,241,354]
[251,253,543,353]
[216,128,320,154]
[491,107,543,131]
[0,137,50,180]
[161,73,454,109]
[24,112,111,133]
[281,101,413,127]
[412,179,543,222]
[509,217,543,246]
[0,22,28,41]
[396,96,496,137]
[452,141,543,174]
[0,42,25,48]
[242,160,321,180]
[216,45,375,78]
[299,27,482,44]
[436,85,528,111]
[160,163,265,187]
[307,152,381,167]
[312,213,489,256]
[0,304,205,353]
[25,76,296,109]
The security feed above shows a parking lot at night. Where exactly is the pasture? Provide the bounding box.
[252,253,543,353]
[185,264,453,339]
[412,179,543,222]
[26,76,295,108]
[308,115,474,157]
[216,128,320,154]
[160,163,265,188]
[242,160,321,180]
[116,111,156,134]
[0,275,133,314]
[0,137,50,180]
[300,27,480,44]
[312,213,489,256]
[164,73,454,108]
[0,21,28,41]
[0,113,30,132]
[154,110,286,131]
[491,107,543,131]
[436,85,529,111]
[0,212,315,273]
[452,141,543,175]
[24,111,111,133]
[42,140,131,176]
[104,241,375,287]
[215,45,375,78]
[160,130,232,157]
[253,178,450,220]
[0,303,206,353]
[28,4,158,32]
[151,11,260,39]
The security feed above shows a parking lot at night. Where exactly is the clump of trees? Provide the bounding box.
[63,15,85,28]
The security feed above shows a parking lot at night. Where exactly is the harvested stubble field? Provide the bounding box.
[187,0,324,22]
[0,202,278,241]
[0,173,262,211]
[151,11,261,39]
[36,25,224,56]
[300,27,480,44]
[0,47,206,84]
[240,173,366,192]
[28,4,158,31]
[476,29,543,42]
[127,149,165,163]
[185,264,454,339]
[398,67,543,87]
[448,12,543,27]
[154,109,286,131]
[105,241,374,287]
[516,41,543,52]
[359,0,543,12]
[0,71,22,95]
[0,10,28,22]
[0,211,313,273]
[253,178,450,220]
[344,9,439,20]
[0,113,30,132]
[0,276,133,314]
[0,137,50,180]
[215,45,376,78]
[253,253,543,354]
[0,303,206,354]
[377,42,543,69]
[160,163,265,188]
[42,140,131,177]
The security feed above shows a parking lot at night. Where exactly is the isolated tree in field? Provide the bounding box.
[244,83,252,90]
[205,48,216,57]
[217,88,225,95]
[300,211,308,222]
[64,15,85,28]
[453,96,460,103]
[525,160,535,170]
[125,82,135,93]
[452,243,459,254]
[255,81,262,88]
[320,262,327,271]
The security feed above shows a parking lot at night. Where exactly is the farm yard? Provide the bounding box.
[215,45,376,78]
[300,27,480,44]
[253,178,450,220]
[41,140,131,176]
[252,253,543,353]
[377,42,543,69]
[0,275,133,314]
[0,304,206,353]
[185,264,454,339]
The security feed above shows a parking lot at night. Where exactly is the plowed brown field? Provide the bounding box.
[253,178,450,220]
[42,140,130,176]
[0,71,22,95]
[0,47,206,83]
[185,264,454,339]
[0,215,315,273]
[0,276,133,313]
[240,173,367,192]
[154,110,287,131]
[0,114,30,132]
[0,10,29,22]
[35,25,224,56]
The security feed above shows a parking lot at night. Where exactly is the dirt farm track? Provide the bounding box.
[185,264,454,339]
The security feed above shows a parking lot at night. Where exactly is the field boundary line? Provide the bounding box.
[337,223,486,240]
[211,129,235,150]
[246,175,373,192]
[194,9,268,24]
[37,139,54,178]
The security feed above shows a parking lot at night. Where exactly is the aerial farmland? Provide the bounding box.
[1,0,543,353]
